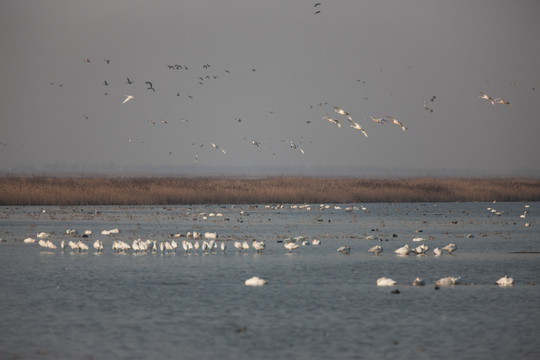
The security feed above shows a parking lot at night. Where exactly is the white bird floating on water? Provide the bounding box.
[413,237,426,242]
[245,276,267,286]
[377,277,397,286]
[312,239,321,245]
[435,276,461,286]
[24,237,36,243]
[412,277,425,286]
[442,243,457,254]
[394,244,410,256]
[37,232,50,239]
[336,245,350,255]
[496,275,514,286]
[368,245,383,255]
[433,247,443,256]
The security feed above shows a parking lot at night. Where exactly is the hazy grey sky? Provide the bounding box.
[1,0,540,176]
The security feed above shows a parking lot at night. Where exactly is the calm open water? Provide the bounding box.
[1,202,539,359]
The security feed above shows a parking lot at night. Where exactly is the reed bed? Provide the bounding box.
[1,176,539,205]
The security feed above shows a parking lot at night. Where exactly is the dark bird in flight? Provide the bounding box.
[104,59,110,64]
[314,2,321,7]
[126,77,133,84]
[146,81,155,92]
[315,10,321,15]
[103,80,109,86]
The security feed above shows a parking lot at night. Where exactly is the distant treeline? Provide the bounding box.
[0,176,539,205]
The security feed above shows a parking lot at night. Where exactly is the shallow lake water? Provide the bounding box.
[1,202,539,359]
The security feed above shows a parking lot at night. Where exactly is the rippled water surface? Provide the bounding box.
[1,202,539,359]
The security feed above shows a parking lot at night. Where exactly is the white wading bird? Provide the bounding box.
[377,277,397,286]
[289,141,305,154]
[368,245,383,255]
[350,122,368,137]
[122,95,135,104]
[284,242,299,253]
[208,142,226,153]
[394,244,410,256]
[479,92,495,105]
[387,116,407,131]
[245,276,267,286]
[435,276,460,286]
[323,115,341,128]
[496,275,514,286]
[336,245,351,255]
[412,277,425,286]
[368,116,387,124]
[442,243,457,254]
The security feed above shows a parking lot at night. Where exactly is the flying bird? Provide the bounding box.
[368,116,387,124]
[323,115,341,128]
[122,95,135,104]
[350,122,368,137]
[209,142,226,154]
[289,141,305,154]
[387,116,407,131]
[494,98,512,107]
[145,81,155,92]
[479,92,495,105]
[126,77,133,84]
[314,2,321,7]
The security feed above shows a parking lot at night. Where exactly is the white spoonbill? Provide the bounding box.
[220,241,227,253]
[252,240,266,253]
[496,275,514,286]
[394,244,410,256]
[412,277,425,286]
[435,276,460,286]
[377,277,397,286]
[336,245,350,255]
[368,245,383,255]
[442,243,457,254]
[284,242,299,253]
[122,95,135,104]
[93,240,103,252]
[349,122,368,137]
[433,247,443,256]
[245,276,267,286]
[37,232,50,239]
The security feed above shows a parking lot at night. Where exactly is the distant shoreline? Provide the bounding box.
[1,176,539,205]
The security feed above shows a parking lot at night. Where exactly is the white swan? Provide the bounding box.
[24,237,36,243]
[37,232,50,239]
[368,245,383,255]
[245,276,267,286]
[435,276,460,286]
[377,277,397,286]
[46,240,57,249]
[496,275,514,286]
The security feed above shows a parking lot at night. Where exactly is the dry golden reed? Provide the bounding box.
[0,176,539,205]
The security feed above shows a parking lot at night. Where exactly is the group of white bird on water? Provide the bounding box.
[23,228,515,288]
